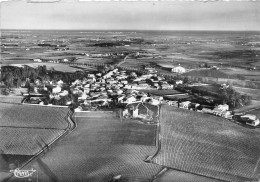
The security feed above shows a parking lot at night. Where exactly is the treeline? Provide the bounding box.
[175,84,252,109]
[0,65,90,88]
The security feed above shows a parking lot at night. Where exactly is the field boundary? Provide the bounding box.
[145,105,162,162]
[3,110,76,182]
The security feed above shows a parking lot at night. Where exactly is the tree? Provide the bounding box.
[16,78,22,88]
[4,72,14,89]
[183,76,189,84]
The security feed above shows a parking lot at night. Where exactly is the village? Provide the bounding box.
[22,65,260,127]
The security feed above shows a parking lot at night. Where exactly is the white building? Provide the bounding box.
[179,101,191,109]
[175,80,183,85]
[215,104,229,112]
[171,65,186,73]
[52,85,62,94]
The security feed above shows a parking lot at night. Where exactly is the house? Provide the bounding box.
[179,101,191,109]
[59,90,69,97]
[122,109,129,118]
[74,106,83,112]
[115,89,124,95]
[201,108,213,114]
[167,100,178,107]
[124,96,137,104]
[57,80,64,86]
[121,80,128,85]
[33,59,42,62]
[175,80,183,85]
[117,75,128,80]
[211,66,219,70]
[240,114,260,126]
[149,98,161,106]
[215,104,229,112]
[161,83,173,90]
[171,65,186,73]
[221,111,232,119]
[52,85,62,94]
[118,95,126,103]
[145,67,157,73]
[189,103,200,111]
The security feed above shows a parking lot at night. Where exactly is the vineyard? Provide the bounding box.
[0,103,70,129]
[152,105,260,182]
[18,112,162,182]
[0,127,64,155]
[0,103,71,164]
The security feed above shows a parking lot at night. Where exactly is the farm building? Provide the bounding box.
[214,104,229,111]
[171,65,186,73]
[179,101,191,109]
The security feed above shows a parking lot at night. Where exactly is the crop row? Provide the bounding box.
[153,105,260,182]
[0,103,70,129]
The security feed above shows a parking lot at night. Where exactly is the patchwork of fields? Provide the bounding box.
[0,103,71,181]
[152,105,260,182]
[1,103,260,181]
[16,111,162,182]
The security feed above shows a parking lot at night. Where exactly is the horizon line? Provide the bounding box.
[1,28,260,32]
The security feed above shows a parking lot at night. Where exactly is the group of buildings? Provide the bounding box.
[22,66,259,126]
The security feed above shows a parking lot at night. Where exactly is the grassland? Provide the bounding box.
[16,111,162,182]
[152,105,260,182]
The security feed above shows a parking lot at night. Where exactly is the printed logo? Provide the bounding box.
[10,168,36,178]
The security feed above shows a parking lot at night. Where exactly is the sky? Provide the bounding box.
[1,0,260,31]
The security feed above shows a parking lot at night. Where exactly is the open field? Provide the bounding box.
[233,100,260,113]
[222,68,260,75]
[233,86,260,100]
[184,69,239,79]
[14,111,162,182]
[152,105,260,182]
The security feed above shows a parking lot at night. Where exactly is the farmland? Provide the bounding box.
[233,86,260,100]
[152,105,260,182]
[2,30,260,75]
[0,95,23,103]
[0,103,70,129]
[0,103,71,181]
[14,111,162,182]
[184,69,239,79]
[154,169,222,182]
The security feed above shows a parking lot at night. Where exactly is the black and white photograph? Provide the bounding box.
[0,0,260,181]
